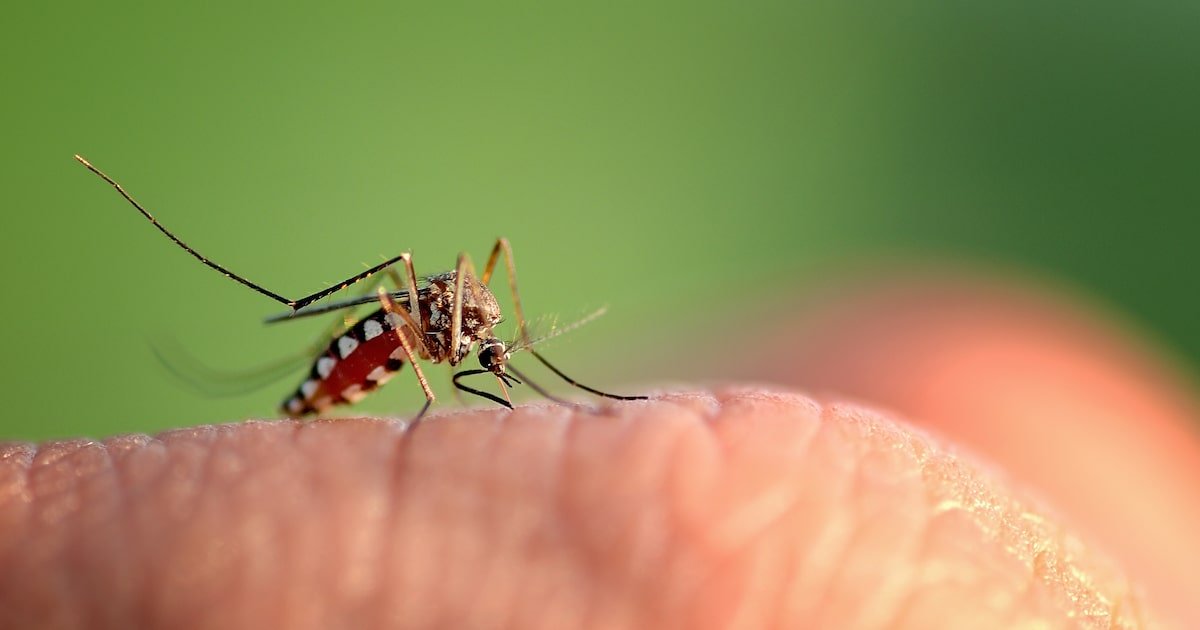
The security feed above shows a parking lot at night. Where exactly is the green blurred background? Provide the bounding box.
[2,1,1197,440]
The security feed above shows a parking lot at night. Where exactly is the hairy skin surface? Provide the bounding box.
[0,389,1159,629]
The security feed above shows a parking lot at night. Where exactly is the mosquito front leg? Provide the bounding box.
[480,237,648,403]
[378,287,435,422]
[450,252,483,360]
[480,237,530,345]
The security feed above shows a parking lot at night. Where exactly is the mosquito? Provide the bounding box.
[74,155,646,422]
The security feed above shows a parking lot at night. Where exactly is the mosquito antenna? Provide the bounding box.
[453,369,514,409]
[529,350,647,401]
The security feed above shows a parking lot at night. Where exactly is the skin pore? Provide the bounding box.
[1,275,1197,629]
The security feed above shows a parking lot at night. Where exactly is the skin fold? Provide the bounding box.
[0,389,1169,629]
[1,273,1196,629]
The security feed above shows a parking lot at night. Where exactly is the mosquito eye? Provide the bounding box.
[479,346,497,369]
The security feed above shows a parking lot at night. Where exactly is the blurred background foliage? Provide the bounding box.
[2,1,1197,439]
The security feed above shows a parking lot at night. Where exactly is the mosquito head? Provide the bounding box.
[478,337,511,376]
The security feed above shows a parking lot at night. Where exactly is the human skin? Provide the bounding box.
[0,277,1195,629]
[720,275,1200,628]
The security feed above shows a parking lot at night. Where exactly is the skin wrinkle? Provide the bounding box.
[818,405,875,624]
[0,442,35,559]
[104,433,167,630]
[502,404,582,630]
[80,438,132,628]
[620,413,685,602]
[914,473,1016,625]
[458,411,512,628]
[551,402,602,630]
[0,389,1170,629]
[299,418,403,627]
[625,397,714,629]
[696,391,819,630]
[659,391,799,629]
[31,440,109,630]
[470,409,523,629]
[851,407,951,627]
[633,404,711,627]
[457,408,515,628]
[652,400,720,629]
[773,403,860,625]
[656,397,725,629]
[372,417,417,629]
[859,427,950,624]
[201,424,258,625]
[405,413,478,628]
[870,423,939,628]
[819,416,918,628]
[608,398,705,629]
[153,425,218,529]
[389,410,499,628]
[544,406,601,627]
[557,400,658,628]
[153,425,245,628]
[268,421,312,627]
[284,420,319,627]
[0,442,35,628]
[171,425,236,626]
[703,393,817,550]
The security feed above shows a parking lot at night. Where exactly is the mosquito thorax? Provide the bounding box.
[422,271,504,365]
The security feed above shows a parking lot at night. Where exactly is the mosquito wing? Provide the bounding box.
[152,336,312,397]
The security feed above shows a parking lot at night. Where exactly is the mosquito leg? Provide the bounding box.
[377,252,430,357]
[77,154,415,312]
[329,269,390,334]
[378,288,435,424]
[397,253,424,336]
[480,238,647,403]
[450,252,483,361]
[449,367,467,406]
[288,253,419,311]
[481,237,530,345]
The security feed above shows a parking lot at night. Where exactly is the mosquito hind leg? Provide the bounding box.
[381,252,429,356]
[75,155,415,313]
[377,287,435,425]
